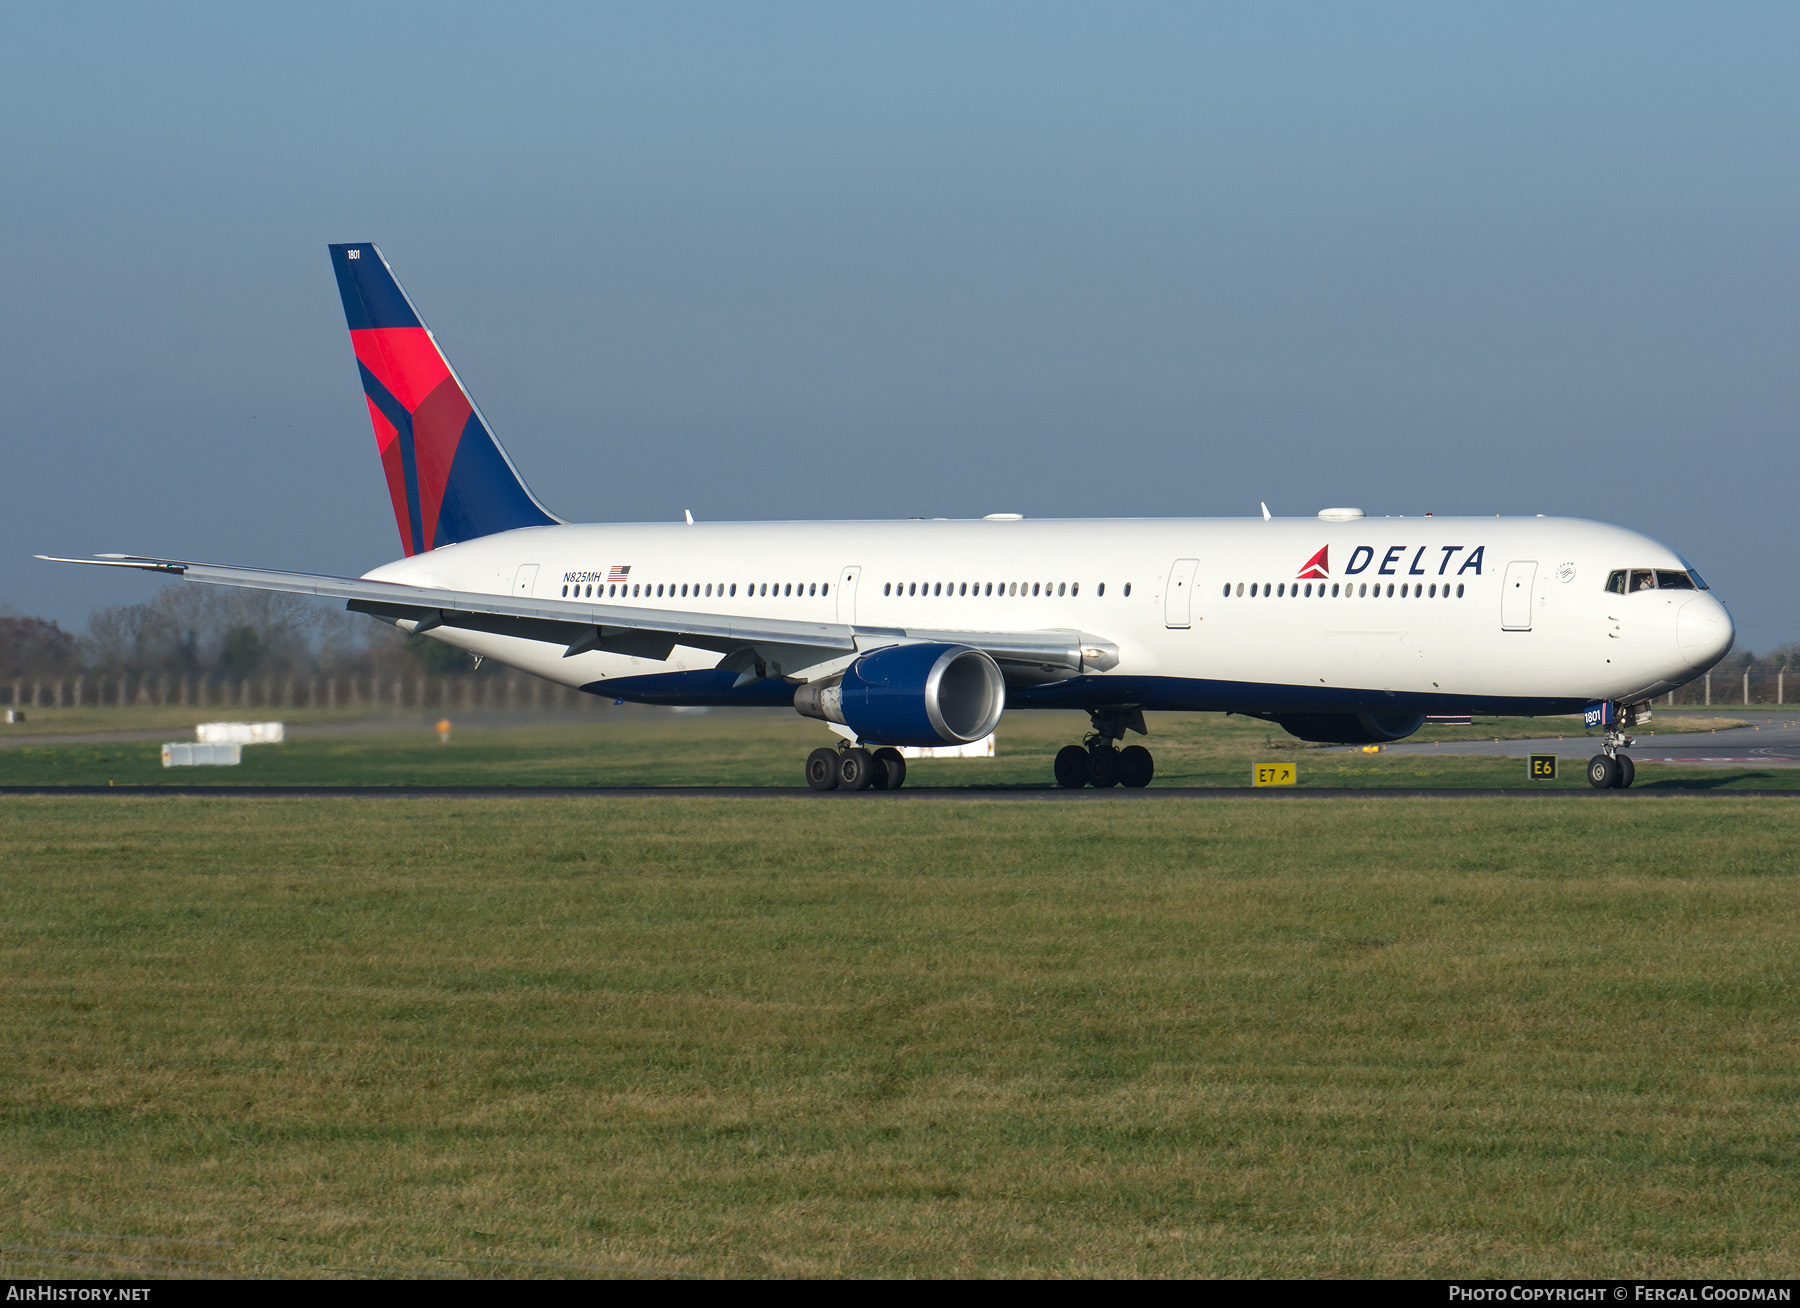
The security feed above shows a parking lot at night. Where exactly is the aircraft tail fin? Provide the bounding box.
[329,243,558,556]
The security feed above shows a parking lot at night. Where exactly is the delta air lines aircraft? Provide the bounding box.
[43,244,1736,790]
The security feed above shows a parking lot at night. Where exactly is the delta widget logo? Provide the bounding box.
[1296,546,1329,580]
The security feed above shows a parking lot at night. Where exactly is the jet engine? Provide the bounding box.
[793,643,1006,747]
[1267,711,1426,745]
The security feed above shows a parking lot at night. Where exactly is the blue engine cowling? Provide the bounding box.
[792,643,1006,747]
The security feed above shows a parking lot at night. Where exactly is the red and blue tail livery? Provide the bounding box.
[330,243,557,555]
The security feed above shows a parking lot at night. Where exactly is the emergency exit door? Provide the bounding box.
[1501,560,1536,631]
[1165,558,1199,628]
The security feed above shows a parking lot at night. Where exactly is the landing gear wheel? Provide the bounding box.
[838,747,877,792]
[873,747,907,790]
[805,747,841,791]
[1587,754,1621,790]
[1054,745,1089,789]
[1087,746,1122,788]
[1119,745,1155,789]
[1615,755,1635,789]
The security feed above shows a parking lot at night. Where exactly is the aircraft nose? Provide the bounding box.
[1677,595,1734,669]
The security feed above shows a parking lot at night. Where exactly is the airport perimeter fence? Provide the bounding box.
[1661,664,1794,708]
[0,671,602,713]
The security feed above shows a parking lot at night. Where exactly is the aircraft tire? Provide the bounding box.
[1087,746,1122,788]
[838,747,878,791]
[1615,755,1635,789]
[873,747,907,790]
[1054,745,1088,789]
[1587,754,1620,789]
[1119,745,1154,789]
[806,747,840,791]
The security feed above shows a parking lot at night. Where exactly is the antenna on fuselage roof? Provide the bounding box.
[684,509,694,525]
[1260,502,1272,521]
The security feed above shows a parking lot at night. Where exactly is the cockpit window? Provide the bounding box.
[1655,570,1696,591]
[1687,570,1709,590]
[1605,570,1627,595]
[1629,570,1657,592]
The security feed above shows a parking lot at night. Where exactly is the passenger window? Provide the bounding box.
[1249,583,1257,597]
[1124,583,1132,597]
[1097,583,1105,597]
[1605,570,1627,595]
[1277,583,1285,597]
[1629,570,1656,592]
[729,583,737,597]
[1071,582,1079,596]
[1057,582,1065,597]
[1456,584,1464,597]
[1656,570,1695,590]
[1332,584,1340,596]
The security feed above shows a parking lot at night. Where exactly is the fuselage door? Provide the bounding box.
[836,566,861,624]
[1501,560,1537,631]
[513,563,539,597]
[1165,558,1199,629]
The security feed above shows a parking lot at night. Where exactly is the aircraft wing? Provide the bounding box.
[37,554,1119,681]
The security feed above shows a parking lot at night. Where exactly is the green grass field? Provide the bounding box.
[0,706,1784,790]
[4,794,1799,1278]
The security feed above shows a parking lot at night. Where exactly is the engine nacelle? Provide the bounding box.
[1268,711,1426,745]
[793,643,1006,747]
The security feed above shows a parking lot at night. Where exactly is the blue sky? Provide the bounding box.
[3,3,1796,649]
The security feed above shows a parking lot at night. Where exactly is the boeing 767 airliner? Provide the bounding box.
[42,243,1736,790]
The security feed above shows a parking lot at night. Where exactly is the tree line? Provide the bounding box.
[0,585,481,686]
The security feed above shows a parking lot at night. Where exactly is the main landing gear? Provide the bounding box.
[1055,708,1155,789]
[805,744,907,792]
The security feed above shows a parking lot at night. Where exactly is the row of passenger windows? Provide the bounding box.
[561,581,830,600]
[1227,580,1466,599]
[1605,569,1705,594]
[882,581,1133,598]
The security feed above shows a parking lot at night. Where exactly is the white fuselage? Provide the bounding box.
[366,514,1734,717]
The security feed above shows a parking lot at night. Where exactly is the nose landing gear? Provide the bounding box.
[1586,703,1644,789]
[1054,708,1154,789]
